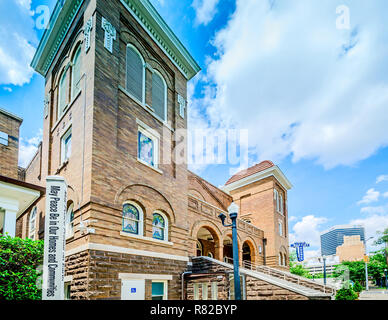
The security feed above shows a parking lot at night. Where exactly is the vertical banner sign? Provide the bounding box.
[291,242,310,262]
[42,176,67,300]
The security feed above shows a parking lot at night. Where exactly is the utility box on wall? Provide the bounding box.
[121,279,145,300]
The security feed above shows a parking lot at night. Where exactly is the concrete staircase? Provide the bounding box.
[191,257,335,300]
[255,265,336,296]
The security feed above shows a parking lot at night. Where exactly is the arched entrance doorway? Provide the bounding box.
[242,241,255,269]
[196,226,220,259]
[223,235,233,264]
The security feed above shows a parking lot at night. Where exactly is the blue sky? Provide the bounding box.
[1,0,388,257]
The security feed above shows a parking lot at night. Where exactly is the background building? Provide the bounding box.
[336,235,365,262]
[320,224,365,256]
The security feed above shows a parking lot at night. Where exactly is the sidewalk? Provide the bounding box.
[359,288,388,300]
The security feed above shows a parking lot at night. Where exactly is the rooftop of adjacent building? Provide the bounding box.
[320,224,366,236]
[225,160,275,186]
[0,107,23,123]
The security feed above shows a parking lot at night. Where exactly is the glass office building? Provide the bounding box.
[320,225,365,256]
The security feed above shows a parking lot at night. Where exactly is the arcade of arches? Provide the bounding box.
[188,172,289,270]
[194,225,260,268]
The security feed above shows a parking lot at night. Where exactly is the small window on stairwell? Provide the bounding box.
[278,220,283,236]
[29,207,37,240]
[279,194,284,214]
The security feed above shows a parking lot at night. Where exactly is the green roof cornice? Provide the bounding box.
[31,0,201,80]
[120,0,201,80]
[31,0,84,76]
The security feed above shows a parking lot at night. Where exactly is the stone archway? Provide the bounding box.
[242,240,256,269]
[196,226,221,260]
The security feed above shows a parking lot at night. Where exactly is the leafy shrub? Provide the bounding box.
[289,262,311,278]
[353,281,363,293]
[0,236,44,300]
[335,287,358,300]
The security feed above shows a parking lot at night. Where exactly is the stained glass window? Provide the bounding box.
[122,203,140,235]
[138,130,155,167]
[29,207,37,240]
[152,213,165,241]
[66,203,74,239]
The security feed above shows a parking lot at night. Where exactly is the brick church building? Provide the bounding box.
[0,0,335,300]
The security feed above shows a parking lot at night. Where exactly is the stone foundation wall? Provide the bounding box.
[65,249,189,300]
[65,250,90,300]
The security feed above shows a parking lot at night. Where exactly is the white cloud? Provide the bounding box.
[377,175,388,184]
[192,0,220,25]
[357,188,380,205]
[0,0,37,86]
[289,216,297,222]
[360,205,387,215]
[383,192,388,198]
[350,214,388,252]
[289,215,328,248]
[3,87,12,92]
[194,0,388,169]
[19,129,42,168]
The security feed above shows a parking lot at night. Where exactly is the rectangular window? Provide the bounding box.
[0,131,8,146]
[193,283,200,300]
[64,283,71,300]
[151,281,166,300]
[202,283,208,300]
[279,221,283,236]
[137,124,159,169]
[211,282,218,300]
[61,127,72,164]
[279,194,284,214]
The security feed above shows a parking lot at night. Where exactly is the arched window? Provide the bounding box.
[65,202,75,239]
[126,44,145,103]
[29,207,37,240]
[207,252,213,258]
[152,71,167,121]
[58,69,69,118]
[152,212,168,241]
[71,45,82,100]
[279,253,282,266]
[196,241,203,256]
[122,202,143,235]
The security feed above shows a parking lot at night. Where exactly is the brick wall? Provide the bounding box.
[0,109,22,179]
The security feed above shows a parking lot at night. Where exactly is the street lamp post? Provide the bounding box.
[364,236,374,291]
[218,202,241,300]
[323,256,327,286]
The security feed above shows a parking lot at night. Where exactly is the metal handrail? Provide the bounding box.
[255,265,336,294]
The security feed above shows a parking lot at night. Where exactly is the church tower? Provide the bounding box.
[27,0,200,299]
[222,161,293,269]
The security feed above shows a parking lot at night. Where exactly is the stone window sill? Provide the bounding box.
[120,231,173,247]
[137,158,163,175]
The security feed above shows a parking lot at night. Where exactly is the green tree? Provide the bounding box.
[374,228,388,265]
[289,262,311,278]
[335,287,358,300]
[334,253,387,286]
[353,281,363,293]
[0,236,44,300]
